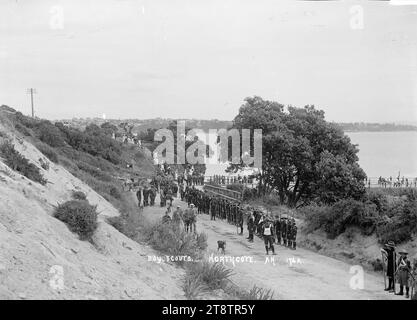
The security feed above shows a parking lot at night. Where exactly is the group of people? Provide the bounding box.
[372,176,417,188]
[162,204,198,233]
[135,185,157,207]
[247,211,297,255]
[184,186,245,229]
[183,186,298,255]
[177,175,205,187]
[380,241,417,299]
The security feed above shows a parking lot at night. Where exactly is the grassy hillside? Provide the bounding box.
[0,105,155,217]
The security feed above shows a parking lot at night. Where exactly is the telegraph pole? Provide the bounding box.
[26,88,37,118]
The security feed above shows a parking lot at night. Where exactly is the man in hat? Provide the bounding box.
[281,218,288,247]
[291,218,297,250]
[263,217,275,255]
[149,186,157,206]
[237,205,244,235]
[136,187,142,207]
[247,211,255,243]
[396,250,411,298]
[143,185,150,207]
[172,205,183,228]
[381,241,396,292]
[274,216,281,246]
[187,204,197,233]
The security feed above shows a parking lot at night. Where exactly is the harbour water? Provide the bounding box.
[204,131,417,179]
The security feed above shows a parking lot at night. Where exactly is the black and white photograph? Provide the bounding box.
[0,0,416,308]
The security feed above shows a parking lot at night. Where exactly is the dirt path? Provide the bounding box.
[143,196,400,300]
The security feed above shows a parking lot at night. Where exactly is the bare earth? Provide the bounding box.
[145,197,401,300]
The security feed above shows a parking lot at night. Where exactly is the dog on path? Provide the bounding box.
[217,240,226,254]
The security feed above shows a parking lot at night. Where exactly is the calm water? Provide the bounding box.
[205,132,417,178]
[347,131,417,178]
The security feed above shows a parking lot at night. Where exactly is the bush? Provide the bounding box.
[304,193,417,244]
[0,141,47,185]
[182,274,209,300]
[301,204,331,233]
[107,208,144,241]
[36,143,59,163]
[109,186,122,199]
[54,200,98,240]
[237,285,274,300]
[149,223,203,261]
[376,198,417,244]
[196,233,208,251]
[72,190,87,201]
[365,190,389,214]
[14,123,32,136]
[76,161,112,182]
[57,124,122,165]
[303,199,379,239]
[186,261,233,290]
[36,121,66,147]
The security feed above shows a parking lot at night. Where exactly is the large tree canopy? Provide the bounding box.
[230,96,366,207]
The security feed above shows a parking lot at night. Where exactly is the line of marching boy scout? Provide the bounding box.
[184,186,245,233]
[184,186,297,254]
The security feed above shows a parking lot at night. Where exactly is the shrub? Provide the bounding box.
[14,123,32,136]
[36,121,66,147]
[58,124,122,165]
[301,204,331,233]
[186,261,233,290]
[376,198,417,244]
[72,190,87,201]
[76,161,112,182]
[328,199,378,237]
[149,223,202,260]
[365,190,389,214]
[182,274,209,300]
[196,232,208,251]
[54,200,98,240]
[109,186,122,199]
[303,199,379,239]
[0,141,47,185]
[36,143,59,163]
[238,285,274,300]
[107,213,142,240]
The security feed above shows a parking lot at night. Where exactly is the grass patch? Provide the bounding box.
[36,142,59,163]
[235,285,274,300]
[181,274,209,300]
[0,141,47,185]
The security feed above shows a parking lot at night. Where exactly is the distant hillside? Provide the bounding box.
[60,117,417,133]
[335,122,417,132]
[59,118,233,133]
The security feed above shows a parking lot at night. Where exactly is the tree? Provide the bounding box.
[229,96,366,207]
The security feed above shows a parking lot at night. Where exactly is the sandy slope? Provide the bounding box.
[146,198,404,300]
[0,127,185,300]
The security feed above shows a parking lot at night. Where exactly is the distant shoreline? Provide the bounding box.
[345,130,417,133]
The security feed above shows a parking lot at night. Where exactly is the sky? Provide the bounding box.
[0,0,416,122]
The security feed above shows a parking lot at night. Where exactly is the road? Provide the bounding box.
[142,196,401,300]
